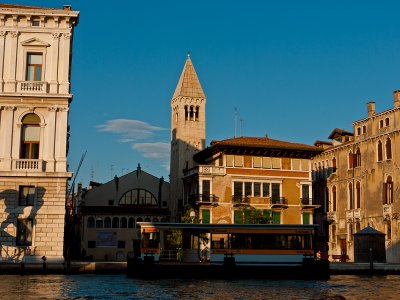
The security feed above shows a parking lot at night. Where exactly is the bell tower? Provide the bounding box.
[170,54,206,220]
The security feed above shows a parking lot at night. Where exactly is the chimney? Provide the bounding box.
[367,102,376,117]
[63,5,72,11]
[394,90,400,108]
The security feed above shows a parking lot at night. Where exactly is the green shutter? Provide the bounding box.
[202,209,210,224]
[234,210,243,224]
[272,211,281,224]
[303,212,310,224]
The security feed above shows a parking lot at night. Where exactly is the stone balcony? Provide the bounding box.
[346,208,362,222]
[184,165,226,178]
[13,159,44,171]
[327,211,337,223]
[17,81,48,93]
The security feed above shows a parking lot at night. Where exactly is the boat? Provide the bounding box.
[127,222,329,279]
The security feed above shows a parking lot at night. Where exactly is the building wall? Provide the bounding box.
[0,5,78,263]
[80,168,170,261]
[184,153,316,226]
[313,95,400,263]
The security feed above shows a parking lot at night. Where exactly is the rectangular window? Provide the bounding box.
[271,183,280,200]
[292,159,300,170]
[202,209,210,224]
[262,157,271,169]
[272,211,281,224]
[254,182,261,197]
[301,159,309,171]
[233,182,243,197]
[253,157,262,168]
[26,53,43,81]
[16,218,33,246]
[262,183,270,197]
[19,186,35,206]
[202,180,211,199]
[302,185,310,201]
[244,182,252,196]
[226,155,234,167]
[303,212,310,224]
[234,156,244,167]
[271,158,281,169]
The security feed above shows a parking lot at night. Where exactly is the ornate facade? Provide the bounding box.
[313,92,400,263]
[0,4,79,263]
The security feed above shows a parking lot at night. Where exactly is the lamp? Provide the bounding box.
[189,210,196,223]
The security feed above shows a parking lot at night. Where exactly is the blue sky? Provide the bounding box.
[15,0,400,186]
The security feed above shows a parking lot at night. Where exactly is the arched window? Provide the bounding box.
[386,220,392,240]
[112,217,119,228]
[104,217,111,228]
[384,176,393,205]
[332,157,337,173]
[96,218,103,228]
[332,186,337,211]
[184,105,189,120]
[195,106,199,120]
[385,117,390,127]
[357,127,361,135]
[87,216,95,228]
[128,217,135,228]
[348,151,354,169]
[362,125,366,134]
[20,113,40,159]
[349,182,354,209]
[377,140,383,161]
[145,217,151,222]
[137,217,143,222]
[189,106,194,120]
[120,217,127,228]
[386,138,392,160]
[119,188,158,206]
[355,148,361,167]
[356,182,361,209]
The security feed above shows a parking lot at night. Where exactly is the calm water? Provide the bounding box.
[0,274,398,299]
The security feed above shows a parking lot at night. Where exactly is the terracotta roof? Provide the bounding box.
[194,136,323,162]
[0,4,57,10]
[172,54,205,99]
[328,128,353,139]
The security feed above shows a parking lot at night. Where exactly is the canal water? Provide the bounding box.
[0,274,398,299]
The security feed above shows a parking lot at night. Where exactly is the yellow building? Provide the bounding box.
[313,92,400,263]
[183,136,323,225]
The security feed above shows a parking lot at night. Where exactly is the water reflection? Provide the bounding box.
[0,274,399,299]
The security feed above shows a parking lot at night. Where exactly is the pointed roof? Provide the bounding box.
[172,54,205,100]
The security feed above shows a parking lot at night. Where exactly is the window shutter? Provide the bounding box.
[234,210,242,224]
[272,211,281,224]
[202,209,210,224]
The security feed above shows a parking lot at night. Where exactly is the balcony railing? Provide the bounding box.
[300,198,320,209]
[270,197,288,208]
[18,81,47,93]
[184,165,226,178]
[188,194,219,205]
[14,159,43,171]
[232,195,250,206]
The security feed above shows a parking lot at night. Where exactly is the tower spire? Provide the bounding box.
[172,54,205,100]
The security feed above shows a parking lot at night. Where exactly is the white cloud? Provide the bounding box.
[97,119,167,142]
[132,142,170,160]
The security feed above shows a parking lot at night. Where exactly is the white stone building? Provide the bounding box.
[0,4,79,263]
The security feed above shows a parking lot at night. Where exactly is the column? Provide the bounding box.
[49,33,61,94]
[54,107,68,172]
[4,31,18,92]
[45,107,57,171]
[59,32,71,94]
[0,106,15,170]
[0,31,5,92]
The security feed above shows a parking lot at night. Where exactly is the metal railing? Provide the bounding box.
[188,194,219,204]
[270,197,288,206]
[232,195,250,205]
